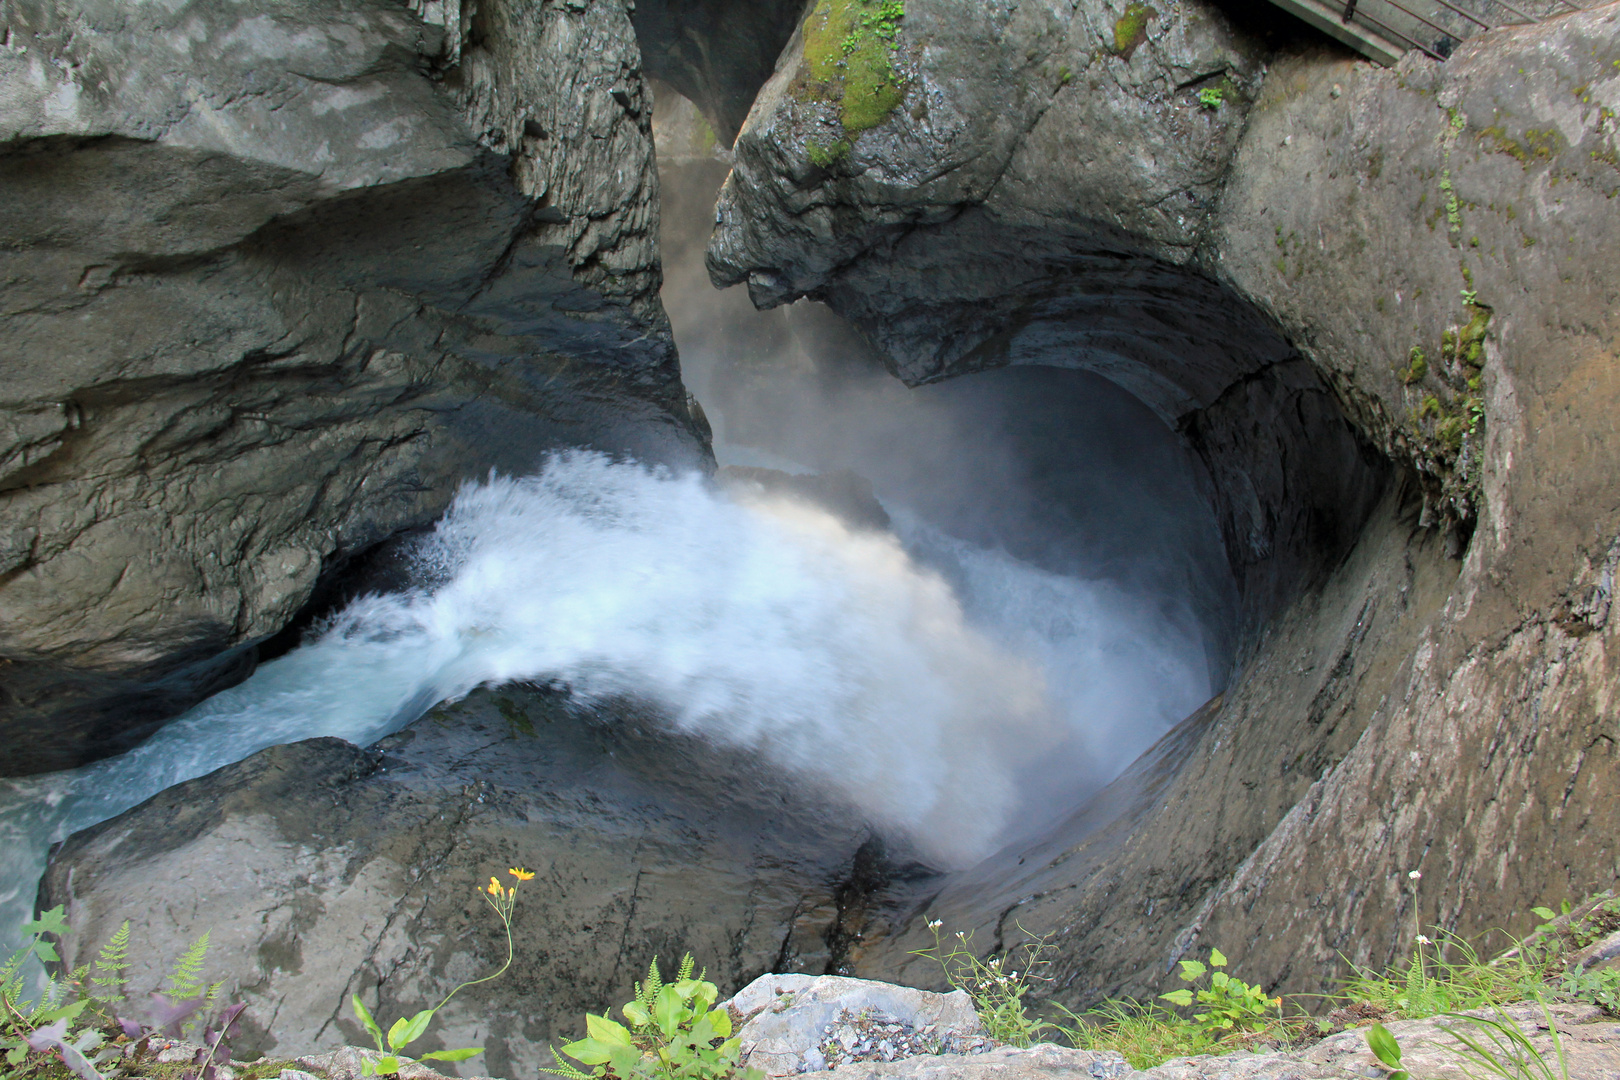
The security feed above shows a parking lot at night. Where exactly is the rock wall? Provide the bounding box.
[0,0,706,775]
[631,0,808,146]
[706,0,1388,639]
[709,0,1620,1003]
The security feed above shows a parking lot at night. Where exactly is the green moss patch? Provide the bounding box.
[798,0,907,142]
[1112,2,1156,60]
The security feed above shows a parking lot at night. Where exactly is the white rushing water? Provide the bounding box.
[0,451,1210,944]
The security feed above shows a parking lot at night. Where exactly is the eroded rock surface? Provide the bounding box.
[708,0,1620,1014]
[707,0,1386,635]
[39,687,872,1078]
[0,0,707,775]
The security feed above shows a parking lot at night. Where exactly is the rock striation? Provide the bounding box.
[0,0,706,775]
[708,0,1620,1010]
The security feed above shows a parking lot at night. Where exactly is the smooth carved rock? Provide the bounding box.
[707,0,1386,637]
[0,0,706,774]
[712,0,1620,1025]
[40,687,871,1077]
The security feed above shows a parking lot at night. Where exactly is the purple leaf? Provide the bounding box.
[220,1001,248,1039]
[117,1017,143,1040]
[141,992,207,1039]
[27,1019,106,1080]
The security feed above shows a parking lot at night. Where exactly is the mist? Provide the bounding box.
[655,83,1237,837]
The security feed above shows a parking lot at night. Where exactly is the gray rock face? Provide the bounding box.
[631,0,808,145]
[706,0,1387,635]
[0,0,706,774]
[702,0,1620,1018]
[39,686,873,1078]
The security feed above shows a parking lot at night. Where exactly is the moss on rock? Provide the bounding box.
[798,0,907,141]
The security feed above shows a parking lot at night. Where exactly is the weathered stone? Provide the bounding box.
[794,1045,1130,1080]
[729,973,984,1075]
[0,0,706,774]
[40,686,871,1078]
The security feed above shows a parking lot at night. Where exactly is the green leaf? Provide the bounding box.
[622,999,650,1028]
[1531,907,1556,921]
[1177,960,1206,981]
[376,1055,401,1075]
[419,1048,483,1062]
[705,1008,732,1039]
[1210,971,1230,989]
[36,999,89,1025]
[351,995,386,1050]
[1366,1023,1403,1068]
[388,1009,435,1051]
[1209,948,1227,968]
[1160,989,1194,1007]
[23,907,69,938]
[585,1013,633,1046]
[653,984,686,1035]
[561,1038,614,1066]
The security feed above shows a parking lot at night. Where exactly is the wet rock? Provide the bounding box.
[39,687,871,1078]
[0,0,704,776]
[707,0,1385,638]
[631,0,808,146]
[706,0,1620,1018]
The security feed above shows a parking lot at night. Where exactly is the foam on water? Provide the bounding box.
[0,451,1210,945]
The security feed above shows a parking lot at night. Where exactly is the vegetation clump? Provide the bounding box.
[916,888,1619,1073]
[543,955,761,1080]
[1111,3,1156,60]
[797,0,907,149]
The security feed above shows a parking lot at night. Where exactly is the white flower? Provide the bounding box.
[927,919,942,931]
[1416,935,1432,945]
[1408,870,1422,880]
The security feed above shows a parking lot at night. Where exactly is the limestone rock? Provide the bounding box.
[729,973,986,1075]
[0,0,705,774]
[39,686,872,1078]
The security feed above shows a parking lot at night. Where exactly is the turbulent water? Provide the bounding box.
[0,450,1211,944]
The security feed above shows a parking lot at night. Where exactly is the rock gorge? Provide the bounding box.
[7,0,1620,1067]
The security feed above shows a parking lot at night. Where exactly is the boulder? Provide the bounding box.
[0,0,705,775]
[39,686,875,1078]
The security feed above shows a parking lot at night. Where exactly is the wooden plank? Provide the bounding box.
[1265,0,1410,65]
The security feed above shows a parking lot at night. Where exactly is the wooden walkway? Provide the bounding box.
[1269,0,1592,65]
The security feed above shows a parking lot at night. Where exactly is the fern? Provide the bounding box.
[91,921,131,1002]
[633,956,663,1018]
[165,931,211,1002]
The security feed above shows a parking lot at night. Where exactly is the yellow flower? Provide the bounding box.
[509,867,535,882]
[487,877,502,896]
